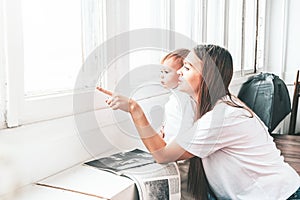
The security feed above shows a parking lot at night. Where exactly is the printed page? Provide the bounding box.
[85,149,181,200]
[85,149,155,175]
[122,162,181,200]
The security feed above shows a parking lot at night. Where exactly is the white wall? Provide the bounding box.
[283,0,300,133]
[264,0,300,133]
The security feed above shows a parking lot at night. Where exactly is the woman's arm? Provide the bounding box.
[129,99,167,152]
[97,87,194,163]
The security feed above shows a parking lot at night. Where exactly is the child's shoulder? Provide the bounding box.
[171,89,193,101]
[170,89,197,112]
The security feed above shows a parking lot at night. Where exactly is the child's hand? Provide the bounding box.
[159,125,165,138]
[96,87,133,112]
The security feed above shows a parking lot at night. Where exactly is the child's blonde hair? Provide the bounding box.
[161,48,190,69]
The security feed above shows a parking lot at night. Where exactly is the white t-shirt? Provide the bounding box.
[163,89,197,200]
[163,89,196,143]
[177,96,300,200]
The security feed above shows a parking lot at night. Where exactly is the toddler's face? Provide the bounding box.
[160,58,181,89]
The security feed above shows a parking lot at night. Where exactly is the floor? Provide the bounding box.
[271,134,300,175]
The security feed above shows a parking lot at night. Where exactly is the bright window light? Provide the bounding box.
[22,0,82,96]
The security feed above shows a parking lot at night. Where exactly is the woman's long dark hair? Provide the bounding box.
[187,45,234,200]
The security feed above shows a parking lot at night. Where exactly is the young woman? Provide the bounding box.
[98,44,300,199]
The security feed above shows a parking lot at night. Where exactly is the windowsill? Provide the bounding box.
[19,84,169,126]
[0,92,168,198]
[9,184,101,200]
[11,163,138,200]
[37,164,138,200]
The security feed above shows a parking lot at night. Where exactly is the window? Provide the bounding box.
[205,0,265,74]
[1,0,265,128]
[173,0,204,43]
[2,0,90,127]
[22,0,82,95]
[128,0,168,71]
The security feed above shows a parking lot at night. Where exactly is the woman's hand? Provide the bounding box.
[96,87,134,112]
[96,87,192,163]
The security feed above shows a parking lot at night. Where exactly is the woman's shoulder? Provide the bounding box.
[209,95,252,119]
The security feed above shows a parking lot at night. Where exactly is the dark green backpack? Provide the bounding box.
[238,73,291,133]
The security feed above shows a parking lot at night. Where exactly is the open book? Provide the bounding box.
[85,149,181,200]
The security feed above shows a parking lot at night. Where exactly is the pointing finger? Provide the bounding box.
[96,87,113,96]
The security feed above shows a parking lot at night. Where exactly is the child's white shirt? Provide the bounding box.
[162,89,197,200]
[163,89,197,143]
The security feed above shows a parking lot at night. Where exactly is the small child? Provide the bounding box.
[160,48,196,142]
[160,49,197,200]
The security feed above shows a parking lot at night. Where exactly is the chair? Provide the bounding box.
[288,70,300,135]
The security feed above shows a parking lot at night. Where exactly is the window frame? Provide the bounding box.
[0,0,7,129]
[0,0,266,128]
[2,0,24,127]
[1,0,110,127]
